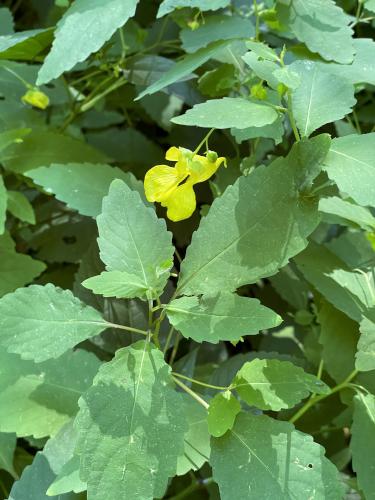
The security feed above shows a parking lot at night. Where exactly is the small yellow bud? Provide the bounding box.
[250,83,267,100]
[21,89,49,110]
[187,20,200,30]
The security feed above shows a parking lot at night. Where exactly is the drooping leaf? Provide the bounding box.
[180,15,254,53]
[176,395,210,476]
[290,60,355,137]
[318,301,359,383]
[0,433,16,477]
[6,190,35,224]
[0,348,100,438]
[157,0,231,18]
[207,391,241,437]
[0,284,109,362]
[27,163,146,217]
[1,131,107,174]
[82,270,149,299]
[136,40,230,99]
[276,0,354,64]
[177,135,330,295]
[0,247,45,297]
[97,179,174,297]
[319,196,375,231]
[172,97,278,129]
[351,393,375,500]
[210,412,343,499]
[166,293,281,343]
[37,0,139,85]
[0,29,54,61]
[357,311,375,372]
[75,341,187,500]
[232,359,329,411]
[323,133,375,207]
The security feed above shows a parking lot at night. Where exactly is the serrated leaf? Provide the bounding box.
[27,163,146,217]
[97,179,173,296]
[318,301,359,383]
[351,393,375,500]
[245,40,279,61]
[207,391,241,437]
[166,293,281,343]
[75,341,187,500]
[172,97,278,129]
[323,133,375,207]
[37,0,138,85]
[277,0,354,64]
[0,247,45,297]
[232,359,329,411]
[290,60,355,137]
[0,28,53,61]
[0,348,100,438]
[319,196,375,231]
[0,433,16,477]
[177,395,210,476]
[1,131,107,174]
[136,40,230,99]
[7,190,35,224]
[82,270,149,299]
[180,15,254,53]
[210,412,343,499]
[157,0,230,18]
[177,135,330,296]
[0,284,109,362]
[357,312,375,372]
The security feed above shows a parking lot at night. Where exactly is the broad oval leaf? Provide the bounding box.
[207,391,241,438]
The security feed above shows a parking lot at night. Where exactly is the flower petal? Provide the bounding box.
[163,181,196,222]
[165,146,181,161]
[144,165,181,202]
[189,155,224,184]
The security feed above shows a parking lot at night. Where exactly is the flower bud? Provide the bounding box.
[206,150,218,163]
[21,89,49,110]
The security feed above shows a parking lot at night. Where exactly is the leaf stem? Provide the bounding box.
[289,370,358,424]
[193,128,215,155]
[105,322,148,336]
[172,376,209,409]
[172,372,228,391]
[163,325,175,354]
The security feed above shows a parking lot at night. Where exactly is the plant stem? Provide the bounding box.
[163,326,175,354]
[169,332,181,365]
[172,376,209,409]
[289,370,358,424]
[193,128,215,155]
[172,372,228,391]
[105,322,148,336]
[80,77,127,112]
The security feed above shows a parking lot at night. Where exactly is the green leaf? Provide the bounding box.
[318,301,359,383]
[0,284,109,362]
[157,0,230,17]
[242,51,280,89]
[97,179,173,296]
[180,15,254,53]
[231,116,284,144]
[210,412,343,499]
[323,133,375,207]
[207,391,241,437]
[8,453,57,500]
[0,8,14,35]
[0,348,100,437]
[0,128,30,153]
[0,29,54,61]
[365,0,375,13]
[0,433,16,477]
[176,395,210,476]
[290,60,356,137]
[172,97,278,129]
[136,40,230,99]
[319,196,375,231]
[26,163,146,217]
[177,135,330,295]
[7,190,35,224]
[245,40,279,61]
[37,0,139,85]
[166,293,282,343]
[0,175,6,234]
[351,393,375,500]
[1,131,107,174]
[357,312,375,372]
[48,455,84,495]
[232,359,329,411]
[276,0,354,64]
[0,247,45,297]
[82,270,149,299]
[75,341,187,500]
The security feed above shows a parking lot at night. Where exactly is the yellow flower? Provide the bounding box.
[21,88,49,110]
[144,146,226,222]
